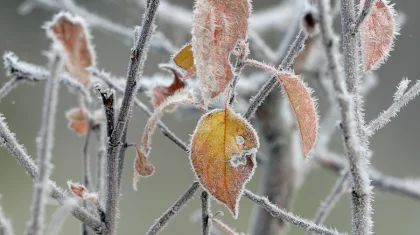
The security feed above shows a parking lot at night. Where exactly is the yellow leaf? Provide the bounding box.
[189,108,259,218]
[172,43,196,78]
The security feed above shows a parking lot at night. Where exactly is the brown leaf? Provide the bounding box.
[46,12,96,87]
[190,108,259,218]
[134,145,155,177]
[192,0,251,105]
[151,64,186,106]
[360,0,396,72]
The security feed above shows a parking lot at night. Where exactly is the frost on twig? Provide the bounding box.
[25,53,63,235]
[2,51,92,102]
[201,191,211,235]
[45,198,76,235]
[0,114,103,233]
[146,182,200,235]
[367,79,420,136]
[0,201,14,235]
[244,190,346,235]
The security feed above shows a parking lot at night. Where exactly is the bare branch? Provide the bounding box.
[318,0,373,234]
[26,53,63,235]
[95,124,107,206]
[244,190,346,235]
[201,191,211,235]
[2,51,92,102]
[45,198,76,235]
[0,203,14,235]
[0,77,21,103]
[0,114,103,233]
[308,171,349,235]
[104,1,160,233]
[19,0,176,54]
[352,0,377,34]
[366,80,420,136]
[146,182,200,235]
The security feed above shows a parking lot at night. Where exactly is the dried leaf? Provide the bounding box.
[360,0,397,72]
[189,108,259,218]
[65,107,89,134]
[46,12,96,87]
[192,0,251,105]
[278,72,318,157]
[133,92,194,190]
[172,43,196,78]
[67,181,98,202]
[151,64,186,106]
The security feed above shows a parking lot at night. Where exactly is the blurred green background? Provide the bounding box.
[0,0,419,234]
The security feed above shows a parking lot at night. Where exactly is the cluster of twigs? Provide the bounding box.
[0,0,419,235]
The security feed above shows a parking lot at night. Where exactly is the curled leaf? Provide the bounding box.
[46,12,96,87]
[278,72,318,157]
[151,64,186,106]
[360,0,397,72]
[192,0,251,105]
[67,181,98,202]
[172,43,196,78]
[189,108,259,218]
[133,92,194,190]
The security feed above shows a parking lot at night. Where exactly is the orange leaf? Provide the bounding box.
[133,92,194,190]
[65,107,89,135]
[134,144,155,178]
[46,12,96,87]
[151,64,186,106]
[172,43,196,78]
[192,0,251,105]
[360,0,396,72]
[189,108,259,218]
[278,72,318,157]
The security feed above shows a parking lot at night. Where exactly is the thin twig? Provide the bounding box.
[0,77,22,103]
[19,0,176,54]
[2,52,92,102]
[0,115,104,233]
[308,171,349,235]
[244,190,346,235]
[243,30,306,120]
[366,80,420,136]
[352,0,377,34]
[92,69,188,152]
[46,198,76,235]
[104,1,160,233]
[25,54,63,235]
[201,191,211,235]
[0,203,14,235]
[81,122,93,235]
[146,182,200,235]
[318,0,373,234]
[95,124,107,206]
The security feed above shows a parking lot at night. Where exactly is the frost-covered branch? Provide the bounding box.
[201,191,211,235]
[0,203,14,235]
[25,53,63,235]
[19,0,176,54]
[45,198,76,235]
[2,52,91,102]
[244,190,346,235]
[308,171,349,235]
[0,115,104,233]
[146,182,200,235]
[366,79,420,136]
[104,1,160,233]
[353,0,377,33]
[318,0,373,234]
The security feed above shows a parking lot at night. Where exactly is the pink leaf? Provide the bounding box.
[192,0,251,106]
[360,0,397,72]
[150,64,186,106]
[278,72,318,157]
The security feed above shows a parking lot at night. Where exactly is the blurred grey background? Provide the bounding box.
[0,0,419,234]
